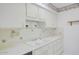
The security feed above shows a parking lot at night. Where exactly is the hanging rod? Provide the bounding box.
[68,20,79,26]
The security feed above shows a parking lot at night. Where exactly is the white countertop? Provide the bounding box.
[0,35,62,55]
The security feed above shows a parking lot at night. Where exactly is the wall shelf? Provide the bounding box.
[68,20,79,26]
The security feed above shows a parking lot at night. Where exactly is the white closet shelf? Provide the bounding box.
[68,20,79,26]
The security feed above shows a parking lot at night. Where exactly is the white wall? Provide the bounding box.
[57,8,79,54]
[0,3,26,28]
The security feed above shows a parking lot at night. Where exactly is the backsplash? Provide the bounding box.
[0,20,56,50]
[20,20,45,42]
[0,28,21,50]
[40,27,57,38]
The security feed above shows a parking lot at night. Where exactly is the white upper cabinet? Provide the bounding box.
[47,12,57,28]
[39,7,47,20]
[26,3,57,27]
[26,4,39,18]
[0,3,26,28]
[39,7,57,28]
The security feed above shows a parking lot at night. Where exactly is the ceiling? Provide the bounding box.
[52,3,73,8]
[47,3,79,12]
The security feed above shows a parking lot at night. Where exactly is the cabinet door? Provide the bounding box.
[33,42,56,55]
[50,13,57,28]
[26,4,39,18]
[39,7,47,20]
[33,45,49,55]
[45,12,53,27]
[39,7,57,28]
[47,42,55,55]
[45,12,57,28]
[39,8,50,27]
[55,39,64,55]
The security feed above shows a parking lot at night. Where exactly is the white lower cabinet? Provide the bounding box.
[47,42,55,55]
[55,39,64,55]
[33,38,63,55]
[33,45,49,55]
[33,42,56,55]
